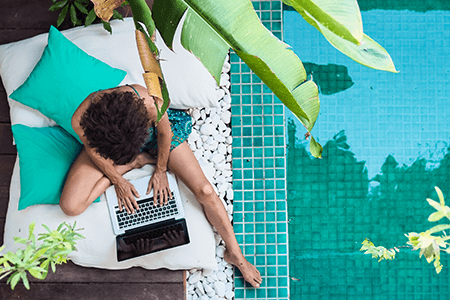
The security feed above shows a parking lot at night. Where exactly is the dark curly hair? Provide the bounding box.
[80,91,150,165]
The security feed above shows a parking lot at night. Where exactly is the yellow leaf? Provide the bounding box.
[90,0,126,22]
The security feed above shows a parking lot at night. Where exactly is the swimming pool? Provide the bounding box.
[285,2,450,300]
[231,0,450,299]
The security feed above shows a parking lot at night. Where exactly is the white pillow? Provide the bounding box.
[3,161,218,272]
[0,18,221,128]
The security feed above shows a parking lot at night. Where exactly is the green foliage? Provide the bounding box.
[361,187,450,274]
[360,239,399,262]
[49,0,127,33]
[0,221,84,290]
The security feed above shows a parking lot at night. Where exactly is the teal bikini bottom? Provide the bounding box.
[140,109,192,156]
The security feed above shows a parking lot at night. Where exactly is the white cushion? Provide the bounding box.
[3,161,218,272]
[0,18,221,128]
[0,21,219,272]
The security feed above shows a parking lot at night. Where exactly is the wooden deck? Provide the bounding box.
[0,1,185,299]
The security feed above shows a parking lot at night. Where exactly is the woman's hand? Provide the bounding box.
[114,176,140,214]
[147,169,172,206]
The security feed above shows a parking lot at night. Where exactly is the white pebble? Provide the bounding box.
[195,139,203,149]
[215,134,226,143]
[220,74,229,87]
[196,281,205,295]
[202,268,214,277]
[200,123,216,136]
[226,189,234,200]
[192,110,201,121]
[214,234,222,247]
[226,204,233,215]
[217,143,227,155]
[216,271,227,282]
[203,151,212,160]
[208,273,218,282]
[222,170,232,177]
[225,291,235,300]
[225,282,233,292]
[223,93,231,104]
[214,281,226,297]
[200,110,206,120]
[221,111,231,124]
[222,61,230,72]
[225,268,233,278]
[216,245,225,258]
[188,271,202,284]
[218,122,227,133]
[211,114,221,126]
[189,131,200,142]
[210,153,225,164]
[216,162,226,171]
[216,88,225,100]
[226,136,232,144]
[217,263,225,272]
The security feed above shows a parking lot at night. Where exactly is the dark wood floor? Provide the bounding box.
[0,1,185,299]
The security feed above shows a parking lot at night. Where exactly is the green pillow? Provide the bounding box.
[9,26,127,142]
[12,124,100,210]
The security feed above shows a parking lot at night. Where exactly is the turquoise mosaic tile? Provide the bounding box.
[231,1,288,299]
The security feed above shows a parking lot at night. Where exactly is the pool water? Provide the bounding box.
[284,3,450,300]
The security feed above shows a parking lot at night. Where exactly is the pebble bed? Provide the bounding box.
[185,55,236,300]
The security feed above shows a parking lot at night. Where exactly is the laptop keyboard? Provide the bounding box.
[115,193,179,230]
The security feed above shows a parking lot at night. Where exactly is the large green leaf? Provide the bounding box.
[153,0,322,157]
[283,0,362,45]
[286,0,398,72]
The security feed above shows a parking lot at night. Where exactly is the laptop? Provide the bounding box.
[104,172,190,262]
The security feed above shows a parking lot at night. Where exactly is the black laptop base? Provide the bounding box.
[116,218,190,262]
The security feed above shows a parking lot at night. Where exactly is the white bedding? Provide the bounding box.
[4,161,218,272]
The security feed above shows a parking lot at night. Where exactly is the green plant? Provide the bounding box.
[49,0,126,33]
[75,0,397,158]
[361,187,450,274]
[0,221,84,290]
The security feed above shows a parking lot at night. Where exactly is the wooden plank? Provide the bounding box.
[0,155,15,190]
[0,261,183,284]
[0,29,50,46]
[0,155,16,219]
[0,0,63,30]
[0,187,9,219]
[0,124,16,154]
[0,92,9,124]
[0,218,4,245]
[0,282,185,300]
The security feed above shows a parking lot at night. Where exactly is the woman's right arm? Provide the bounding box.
[71,97,140,214]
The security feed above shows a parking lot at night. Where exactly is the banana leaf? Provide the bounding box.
[153,0,323,157]
[283,0,398,72]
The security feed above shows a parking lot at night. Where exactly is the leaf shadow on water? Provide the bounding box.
[303,62,354,96]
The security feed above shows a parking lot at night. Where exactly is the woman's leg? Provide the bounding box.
[167,142,262,288]
[60,148,155,216]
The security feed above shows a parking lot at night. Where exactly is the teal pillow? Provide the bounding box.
[12,124,100,210]
[9,26,127,142]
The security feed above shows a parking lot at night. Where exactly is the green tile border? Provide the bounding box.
[231,1,289,299]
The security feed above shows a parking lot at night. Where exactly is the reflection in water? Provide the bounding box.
[303,62,354,95]
[287,120,450,299]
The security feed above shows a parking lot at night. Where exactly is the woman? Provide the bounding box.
[59,83,262,287]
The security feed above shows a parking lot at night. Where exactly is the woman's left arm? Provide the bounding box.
[147,112,173,206]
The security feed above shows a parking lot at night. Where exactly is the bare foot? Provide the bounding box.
[224,249,262,288]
